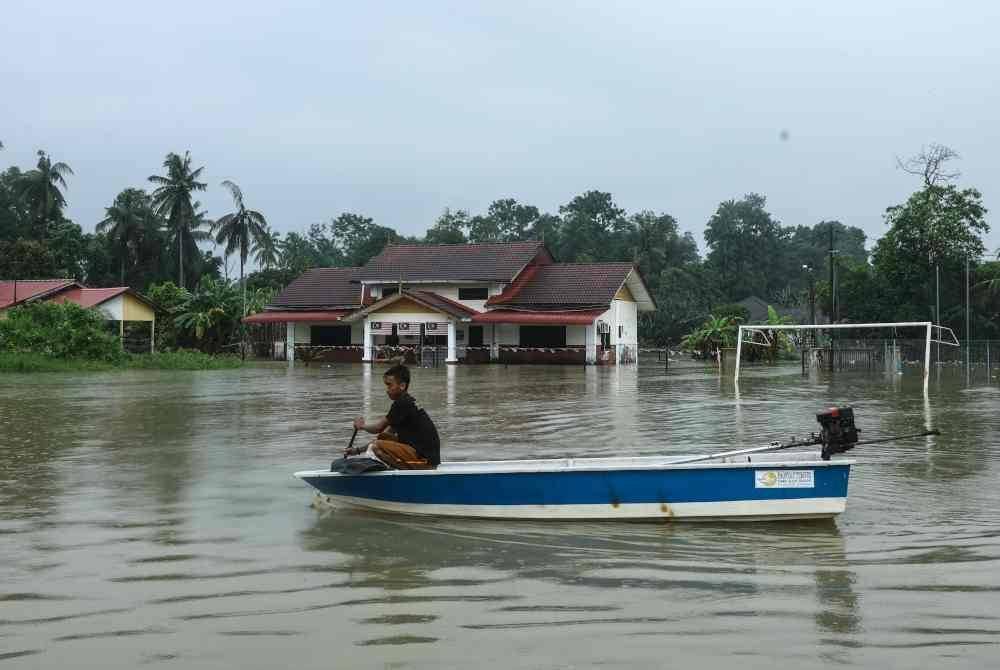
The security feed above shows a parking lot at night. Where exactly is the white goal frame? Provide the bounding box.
[734,321,960,392]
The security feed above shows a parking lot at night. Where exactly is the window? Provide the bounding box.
[382,286,399,298]
[310,325,351,346]
[458,287,489,300]
[519,325,566,347]
[468,326,484,347]
[618,325,623,338]
[600,332,611,347]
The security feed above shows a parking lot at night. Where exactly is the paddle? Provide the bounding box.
[344,427,359,456]
[665,428,940,466]
[331,427,360,471]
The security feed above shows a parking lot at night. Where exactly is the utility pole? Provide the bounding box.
[966,255,970,380]
[828,223,835,372]
[936,263,941,368]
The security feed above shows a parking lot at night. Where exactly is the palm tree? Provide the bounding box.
[97,188,158,284]
[149,151,207,289]
[15,150,74,236]
[213,180,269,355]
[253,227,281,270]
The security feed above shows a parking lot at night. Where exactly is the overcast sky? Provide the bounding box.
[3,0,999,255]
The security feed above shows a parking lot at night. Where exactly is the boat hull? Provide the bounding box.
[296,454,852,521]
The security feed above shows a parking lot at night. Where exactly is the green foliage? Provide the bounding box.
[173,277,241,352]
[556,190,626,262]
[14,150,74,237]
[642,263,721,345]
[704,193,790,302]
[0,239,58,278]
[149,151,208,289]
[467,199,541,243]
[710,303,751,323]
[3,141,999,348]
[0,352,118,372]
[762,305,796,362]
[146,281,191,350]
[425,209,469,244]
[125,350,243,370]
[680,314,741,357]
[0,350,243,373]
[96,188,163,285]
[869,184,989,331]
[0,302,125,362]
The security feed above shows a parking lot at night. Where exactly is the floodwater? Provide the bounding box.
[1,360,998,669]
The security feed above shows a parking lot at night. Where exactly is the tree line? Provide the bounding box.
[1,144,997,348]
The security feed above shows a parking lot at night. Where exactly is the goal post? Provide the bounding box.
[733,321,960,392]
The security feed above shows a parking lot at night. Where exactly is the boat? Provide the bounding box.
[295,407,936,522]
[294,449,853,521]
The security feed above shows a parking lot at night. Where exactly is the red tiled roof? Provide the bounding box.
[359,242,553,282]
[485,262,541,306]
[342,289,478,323]
[270,268,364,308]
[490,263,635,307]
[243,310,351,324]
[0,279,79,309]
[472,309,606,325]
[407,290,479,319]
[49,287,130,308]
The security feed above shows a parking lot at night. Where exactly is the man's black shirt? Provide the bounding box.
[386,393,440,466]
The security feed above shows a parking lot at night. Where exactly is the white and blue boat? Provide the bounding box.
[294,450,853,522]
[295,408,936,522]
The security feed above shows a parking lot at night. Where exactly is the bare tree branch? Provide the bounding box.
[895,143,961,186]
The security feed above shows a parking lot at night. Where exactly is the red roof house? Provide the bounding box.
[251,242,655,366]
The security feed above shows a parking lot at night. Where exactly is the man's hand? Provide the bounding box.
[353,417,366,431]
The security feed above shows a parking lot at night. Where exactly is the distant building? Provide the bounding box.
[0,279,156,352]
[737,295,816,324]
[245,241,655,365]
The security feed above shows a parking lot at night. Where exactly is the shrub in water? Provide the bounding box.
[0,302,126,362]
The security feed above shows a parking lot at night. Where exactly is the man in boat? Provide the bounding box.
[347,364,440,470]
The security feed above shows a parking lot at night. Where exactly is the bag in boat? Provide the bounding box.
[329,456,388,474]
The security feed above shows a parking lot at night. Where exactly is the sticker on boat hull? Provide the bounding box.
[755,470,814,488]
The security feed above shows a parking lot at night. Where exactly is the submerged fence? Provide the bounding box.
[801,338,1000,379]
[284,343,642,366]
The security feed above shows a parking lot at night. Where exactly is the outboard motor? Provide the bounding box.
[817,407,859,460]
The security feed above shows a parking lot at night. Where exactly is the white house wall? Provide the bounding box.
[613,299,639,345]
[96,295,124,321]
[367,282,503,313]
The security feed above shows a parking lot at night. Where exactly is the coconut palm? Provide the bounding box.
[149,151,207,289]
[15,150,74,235]
[213,180,269,355]
[97,188,158,284]
[253,227,281,271]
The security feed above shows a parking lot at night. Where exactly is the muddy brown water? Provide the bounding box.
[2,361,998,668]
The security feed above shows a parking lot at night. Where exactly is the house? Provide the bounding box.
[0,279,156,352]
[245,241,656,365]
[737,295,814,324]
[241,267,368,362]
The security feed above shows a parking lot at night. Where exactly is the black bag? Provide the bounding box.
[329,457,389,474]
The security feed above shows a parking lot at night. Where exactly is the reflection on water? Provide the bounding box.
[1,361,998,667]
